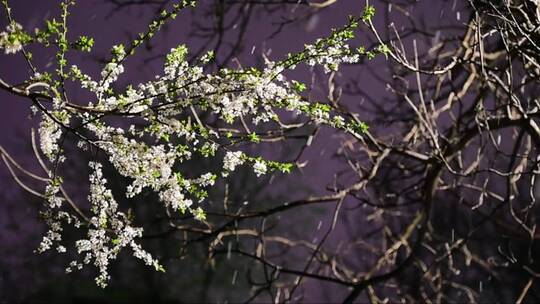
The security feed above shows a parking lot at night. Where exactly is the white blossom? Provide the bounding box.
[0,22,23,54]
[38,115,63,161]
[67,162,161,288]
[253,160,267,177]
[223,151,244,175]
[44,181,63,208]
[159,177,193,211]
[194,173,216,187]
[100,62,124,91]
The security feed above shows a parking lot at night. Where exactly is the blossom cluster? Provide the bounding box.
[0,22,25,54]
[70,162,162,288]
[38,115,64,162]
[12,2,377,288]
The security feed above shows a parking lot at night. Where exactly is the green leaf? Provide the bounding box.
[248,132,260,143]
[156,264,166,273]
[377,44,390,59]
[362,5,376,23]
[292,80,307,93]
[73,35,94,52]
